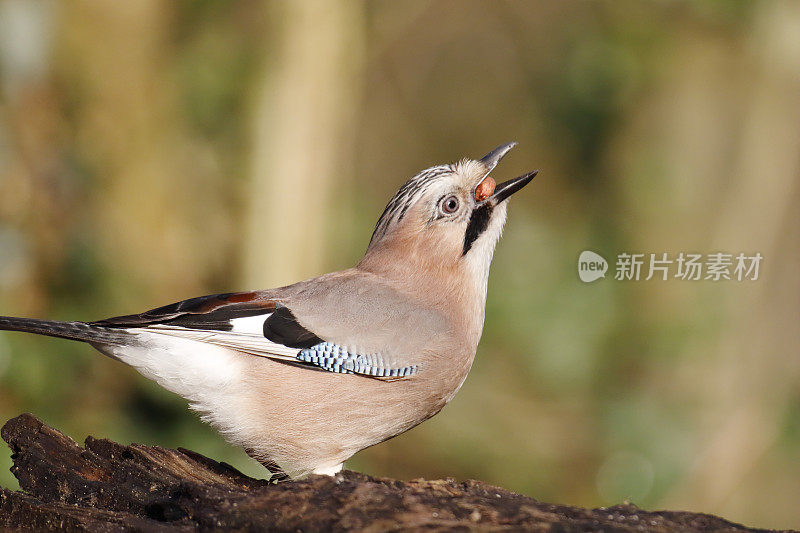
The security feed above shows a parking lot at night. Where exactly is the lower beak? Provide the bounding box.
[488,170,538,204]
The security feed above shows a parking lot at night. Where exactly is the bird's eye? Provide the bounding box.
[440,195,460,215]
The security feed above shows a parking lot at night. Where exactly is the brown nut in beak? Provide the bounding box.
[475,177,496,202]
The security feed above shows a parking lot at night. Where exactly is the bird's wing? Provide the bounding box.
[92,291,417,380]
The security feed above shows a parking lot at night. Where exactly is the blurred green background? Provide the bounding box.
[0,0,798,529]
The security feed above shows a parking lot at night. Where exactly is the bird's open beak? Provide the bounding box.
[488,170,538,204]
[477,142,537,205]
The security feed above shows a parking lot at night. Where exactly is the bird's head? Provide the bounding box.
[359,143,536,300]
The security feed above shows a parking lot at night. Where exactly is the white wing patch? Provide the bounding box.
[229,315,270,335]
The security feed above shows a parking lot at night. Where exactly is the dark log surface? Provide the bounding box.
[0,413,784,532]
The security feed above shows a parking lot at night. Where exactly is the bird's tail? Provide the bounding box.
[0,316,131,345]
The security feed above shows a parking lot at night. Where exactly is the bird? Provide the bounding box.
[0,142,536,480]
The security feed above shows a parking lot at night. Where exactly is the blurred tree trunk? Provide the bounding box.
[243,0,364,288]
[59,1,207,308]
[612,0,800,518]
[662,1,800,516]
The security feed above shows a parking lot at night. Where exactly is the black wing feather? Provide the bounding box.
[263,306,323,348]
[92,292,276,332]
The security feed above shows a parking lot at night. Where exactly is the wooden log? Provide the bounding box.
[0,414,773,532]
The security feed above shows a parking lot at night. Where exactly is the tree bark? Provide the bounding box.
[0,414,776,532]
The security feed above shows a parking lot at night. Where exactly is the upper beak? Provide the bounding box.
[479,141,518,172]
[488,170,538,204]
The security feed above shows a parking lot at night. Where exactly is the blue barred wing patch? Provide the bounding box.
[297,342,417,378]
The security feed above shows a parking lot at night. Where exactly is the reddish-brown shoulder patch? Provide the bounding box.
[225,292,259,303]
